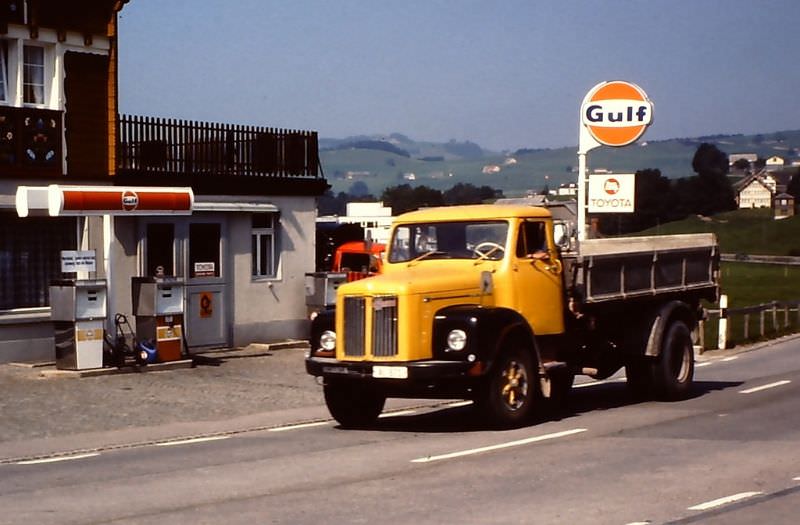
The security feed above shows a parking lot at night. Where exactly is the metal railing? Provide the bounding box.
[699,299,800,351]
[117,114,320,179]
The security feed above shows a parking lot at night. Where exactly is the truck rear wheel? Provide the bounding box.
[324,381,386,428]
[653,321,694,400]
[479,344,538,427]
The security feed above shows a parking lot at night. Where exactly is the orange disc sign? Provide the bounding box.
[581,81,653,147]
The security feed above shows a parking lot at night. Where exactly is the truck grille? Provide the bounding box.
[342,295,398,358]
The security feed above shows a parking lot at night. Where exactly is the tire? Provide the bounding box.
[653,321,694,400]
[323,381,386,429]
[479,344,538,427]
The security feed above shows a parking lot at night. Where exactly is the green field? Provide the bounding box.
[639,208,800,256]
[634,208,800,348]
[703,263,800,349]
[719,261,800,307]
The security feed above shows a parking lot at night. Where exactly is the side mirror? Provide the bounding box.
[553,222,571,251]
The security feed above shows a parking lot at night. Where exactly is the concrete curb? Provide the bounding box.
[38,359,193,378]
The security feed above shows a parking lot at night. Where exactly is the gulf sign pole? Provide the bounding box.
[577,81,654,241]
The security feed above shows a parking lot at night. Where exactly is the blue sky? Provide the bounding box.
[118,0,800,152]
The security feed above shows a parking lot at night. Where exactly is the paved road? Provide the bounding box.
[0,345,322,445]
[1,336,798,524]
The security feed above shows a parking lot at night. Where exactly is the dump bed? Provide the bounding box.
[568,233,719,304]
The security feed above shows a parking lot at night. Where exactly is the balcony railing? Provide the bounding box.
[117,114,321,181]
[0,106,63,177]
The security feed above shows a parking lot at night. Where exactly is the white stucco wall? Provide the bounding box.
[229,195,317,346]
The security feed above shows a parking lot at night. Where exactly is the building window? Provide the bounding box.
[189,223,221,278]
[145,223,175,277]
[252,213,279,278]
[23,45,45,105]
[0,213,77,310]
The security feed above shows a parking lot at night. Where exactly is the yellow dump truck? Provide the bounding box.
[306,204,719,427]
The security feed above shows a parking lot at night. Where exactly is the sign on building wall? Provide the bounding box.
[61,250,97,273]
[588,174,635,213]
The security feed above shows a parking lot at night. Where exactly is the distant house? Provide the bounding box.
[774,193,795,219]
[734,174,773,208]
[734,168,798,213]
[729,153,758,166]
[765,156,785,170]
[557,182,578,196]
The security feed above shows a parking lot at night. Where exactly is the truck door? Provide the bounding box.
[512,219,565,335]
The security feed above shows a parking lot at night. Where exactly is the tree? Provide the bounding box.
[691,143,736,215]
[381,184,444,215]
[787,170,800,200]
[597,169,675,235]
[732,158,751,172]
[443,183,502,205]
[317,190,348,216]
[348,180,371,198]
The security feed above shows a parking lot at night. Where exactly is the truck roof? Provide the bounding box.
[395,204,552,223]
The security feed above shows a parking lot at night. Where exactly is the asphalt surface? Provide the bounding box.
[0,344,323,445]
[1,334,795,463]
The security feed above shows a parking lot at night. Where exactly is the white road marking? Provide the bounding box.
[625,522,651,525]
[739,380,791,394]
[410,428,587,463]
[268,421,330,432]
[573,378,625,389]
[16,453,100,465]
[695,362,713,368]
[688,491,763,511]
[155,436,230,446]
[379,409,418,418]
[793,477,800,481]
[445,400,474,408]
[721,356,739,362]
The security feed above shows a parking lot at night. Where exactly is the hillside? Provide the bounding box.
[320,130,800,198]
[637,208,800,256]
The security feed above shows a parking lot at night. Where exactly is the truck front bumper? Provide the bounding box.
[305,357,482,397]
[306,356,476,380]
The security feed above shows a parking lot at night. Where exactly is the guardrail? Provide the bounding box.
[699,298,800,351]
[720,254,800,265]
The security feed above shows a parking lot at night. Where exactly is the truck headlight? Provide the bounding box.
[446,329,467,351]
[319,330,337,351]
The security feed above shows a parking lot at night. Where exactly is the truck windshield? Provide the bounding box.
[388,221,509,263]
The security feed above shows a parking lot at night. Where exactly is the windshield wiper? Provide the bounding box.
[407,250,449,266]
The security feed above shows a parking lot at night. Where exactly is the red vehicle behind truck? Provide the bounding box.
[332,241,385,281]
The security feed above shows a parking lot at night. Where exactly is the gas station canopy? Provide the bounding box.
[16,185,194,217]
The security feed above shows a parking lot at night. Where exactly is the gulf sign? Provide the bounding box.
[15,185,194,217]
[588,174,635,213]
[581,81,653,147]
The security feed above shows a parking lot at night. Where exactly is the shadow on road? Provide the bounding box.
[355,379,744,434]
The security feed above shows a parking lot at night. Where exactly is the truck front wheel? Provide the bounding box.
[653,321,694,400]
[479,345,538,427]
[324,380,386,428]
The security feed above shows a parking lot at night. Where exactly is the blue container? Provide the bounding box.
[137,340,158,364]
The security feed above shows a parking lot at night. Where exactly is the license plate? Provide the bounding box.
[373,365,408,379]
